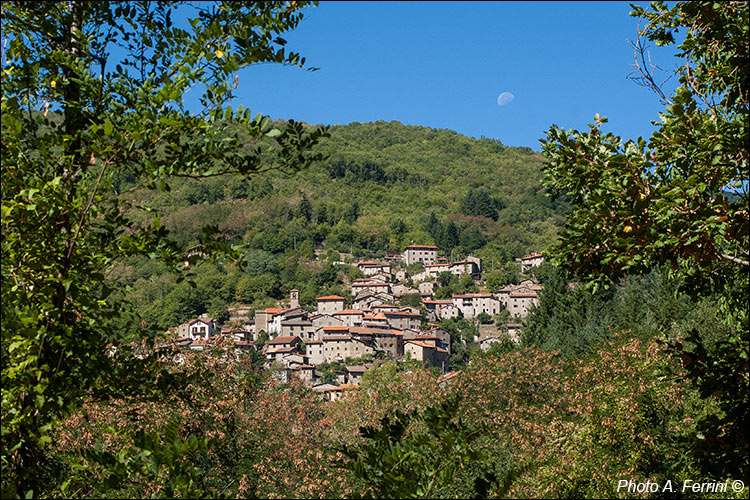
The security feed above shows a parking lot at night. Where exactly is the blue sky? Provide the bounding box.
[224,1,680,150]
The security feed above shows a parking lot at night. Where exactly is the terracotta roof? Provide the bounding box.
[521,252,543,260]
[357,261,378,265]
[435,346,449,354]
[405,245,438,249]
[422,299,453,304]
[322,325,350,331]
[509,293,538,298]
[316,295,346,301]
[267,346,299,354]
[350,326,394,336]
[330,383,359,391]
[268,335,299,345]
[405,340,436,349]
[372,304,398,309]
[383,311,420,317]
[322,334,352,341]
[452,293,493,299]
[264,307,284,314]
[333,309,364,316]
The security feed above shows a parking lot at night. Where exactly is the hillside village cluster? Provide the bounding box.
[170,245,544,400]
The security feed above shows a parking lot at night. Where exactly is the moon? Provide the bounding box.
[497,92,515,106]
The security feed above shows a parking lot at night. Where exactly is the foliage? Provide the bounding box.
[539,1,749,480]
[1,1,327,496]
[339,396,497,499]
[540,1,748,322]
[460,187,504,221]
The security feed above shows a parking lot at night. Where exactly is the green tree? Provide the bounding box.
[539,0,748,479]
[1,2,327,496]
[460,187,502,221]
[297,193,312,222]
[440,221,460,252]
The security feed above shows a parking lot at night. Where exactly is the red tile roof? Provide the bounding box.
[521,252,543,260]
[331,383,359,391]
[405,245,438,249]
[333,309,364,316]
[316,295,346,301]
[405,340,436,349]
[383,311,421,317]
[268,335,299,345]
[322,325,350,332]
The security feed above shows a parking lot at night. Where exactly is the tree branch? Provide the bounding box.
[721,253,749,266]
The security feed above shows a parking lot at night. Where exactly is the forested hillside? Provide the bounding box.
[114,121,565,329]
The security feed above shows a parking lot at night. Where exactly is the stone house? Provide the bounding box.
[424,262,451,279]
[345,365,368,385]
[404,340,450,371]
[350,326,403,357]
[424,299,461,321]
[383,310,421,331]
[418,281,435,296]
[351,281,391,295]
[449,259,480,276]
[507,291,539,318]
[332,309,365,327]
[357,261,392,276]
[362,312,390,329]
[321,334,375,363]
[253,307,287,336]
[518,252,544,272]
[316,295,346,315]
[305,340,325,365]
[310,314,345,335]
[325,383,359,401]
[451,293,501,319]
[403,244,438,265]
[265,335,302,352]
[280,319,315,340]
[288,364,316,385]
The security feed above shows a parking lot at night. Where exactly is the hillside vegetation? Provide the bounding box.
[115,121,565,329]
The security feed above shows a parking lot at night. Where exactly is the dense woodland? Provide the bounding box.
[2,1,747,499]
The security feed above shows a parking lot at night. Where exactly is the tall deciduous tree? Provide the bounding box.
[539,0,748,478]
[1,1,327,496]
